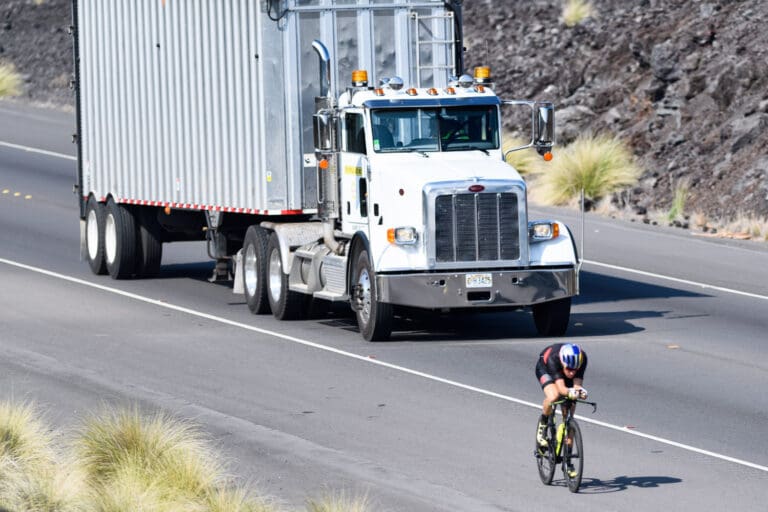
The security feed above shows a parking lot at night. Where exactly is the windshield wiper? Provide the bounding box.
[443,144,490,155]
[380,147,430,157]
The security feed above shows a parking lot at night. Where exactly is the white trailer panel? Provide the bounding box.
[76,0,454,214]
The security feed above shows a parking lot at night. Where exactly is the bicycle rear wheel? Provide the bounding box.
[564,419,584,492]
[536,422,557,485]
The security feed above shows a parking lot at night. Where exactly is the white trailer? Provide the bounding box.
[74,0,579,341]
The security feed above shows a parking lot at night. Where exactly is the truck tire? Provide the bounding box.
[104,199,138,279]
[352,249,393,341]
[266,233,307,320]
[85,197,108,275]
[242,226,270,314]
[137,208,162,277]
[532,297,571,337]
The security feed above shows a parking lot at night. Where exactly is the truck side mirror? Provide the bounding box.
[534,101,555,156]
[313,111,336,152]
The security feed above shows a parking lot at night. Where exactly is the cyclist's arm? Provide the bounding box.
[553,378,570,397]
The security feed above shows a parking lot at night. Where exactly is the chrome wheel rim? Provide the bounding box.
[244,244,257,296]
[268,247,282,303]
[86,208,99,260]
[105,212,117,264]
[357,267,372,324]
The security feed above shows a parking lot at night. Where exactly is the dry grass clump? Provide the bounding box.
[0,63,23,97]
[561,0,595,27]
[503,135,541,175]
[75,406,271,511]
[0,401,375,511]
[306,490,372,512]
[0,400,87,511]
[529,133,641,207]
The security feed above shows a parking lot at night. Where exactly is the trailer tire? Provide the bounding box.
[266,233,307,320]
[243,226,271,314]
[352,249,393,341]
[532,297,571,337]
[137,208,163,277]
[85,197,108,275]
[104,199,138,279]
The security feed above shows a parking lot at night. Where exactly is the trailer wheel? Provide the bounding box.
[266,233,307,320]
[104,199,138,279]
[352,249,393,341]
[532,297,571,336]
[242,226,270,314]
[137,208,163,277]
[85,197,108,275]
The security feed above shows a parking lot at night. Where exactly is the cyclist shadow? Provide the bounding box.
[573,474,683,494]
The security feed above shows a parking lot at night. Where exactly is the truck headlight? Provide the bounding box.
[387,227,418,245]
[529,221,559,241]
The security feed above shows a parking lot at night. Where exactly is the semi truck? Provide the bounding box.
[73,0,579,341]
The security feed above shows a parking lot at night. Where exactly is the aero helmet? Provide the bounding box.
[559,343,583,370]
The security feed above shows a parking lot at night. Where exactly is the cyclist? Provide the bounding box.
[535,343,588,455]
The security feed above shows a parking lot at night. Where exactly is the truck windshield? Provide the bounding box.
[370,106,499,153]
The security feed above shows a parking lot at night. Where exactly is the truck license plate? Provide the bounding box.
[466,273,492,288]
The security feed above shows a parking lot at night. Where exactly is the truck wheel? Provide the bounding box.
[266,233,307,320]
[104,199,138,279]
[85,197,107,275]
[532,297,571,336]
[137,208,162,277]
[242,226,270,314]
[352,249,393,341]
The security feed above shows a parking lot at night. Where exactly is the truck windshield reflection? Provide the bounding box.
[370,106,499,153]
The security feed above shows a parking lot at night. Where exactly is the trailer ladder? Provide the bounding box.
[411,11,456,88]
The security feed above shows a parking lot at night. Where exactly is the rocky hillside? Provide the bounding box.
[463,0,768,221]
[2,0,766,221]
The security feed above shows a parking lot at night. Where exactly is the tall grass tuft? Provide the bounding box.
[75,406,222,492]
[503,136,541,175]
[530,133,641,207]
[75,405,273,511]
[0,401,87,511]
[667,179,690,223]
[307,490,372,512]
[205,487,275,512]
[561,0,595,27]
[0,63,22,97]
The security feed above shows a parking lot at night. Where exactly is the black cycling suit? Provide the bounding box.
[535,343,588,389]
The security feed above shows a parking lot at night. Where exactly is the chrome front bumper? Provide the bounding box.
[376,267,577,309]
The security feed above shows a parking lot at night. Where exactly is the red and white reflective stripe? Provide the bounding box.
[85,196,313,216]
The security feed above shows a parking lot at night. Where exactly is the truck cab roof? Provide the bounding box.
[339,83,501,109]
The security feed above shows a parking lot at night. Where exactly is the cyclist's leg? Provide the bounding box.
[535,361,557,447]
[535,359,558,416]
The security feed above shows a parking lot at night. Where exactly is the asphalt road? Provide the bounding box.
[0,101,766,511]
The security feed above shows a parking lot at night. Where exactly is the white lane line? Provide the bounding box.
[0,140,76,161]
[584,259,768,302]
[2,256,767,474]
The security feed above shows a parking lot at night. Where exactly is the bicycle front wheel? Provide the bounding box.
[564,419,584,492]
[536,423,557,485]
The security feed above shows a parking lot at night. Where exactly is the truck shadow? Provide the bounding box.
[568,474,683,494]
[320,308,666,341]
[577,270,709,304]
[354,270,709,340]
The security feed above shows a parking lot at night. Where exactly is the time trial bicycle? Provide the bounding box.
[534,397,597,493]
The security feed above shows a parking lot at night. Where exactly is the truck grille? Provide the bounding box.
[434,193,520,262]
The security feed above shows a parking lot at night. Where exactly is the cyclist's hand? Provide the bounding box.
[578,387,588,400]
[567,388,579,400]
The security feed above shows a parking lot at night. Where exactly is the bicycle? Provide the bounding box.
[534,397,597,493]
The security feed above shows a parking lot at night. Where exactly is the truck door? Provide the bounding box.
[340,112,369,232]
